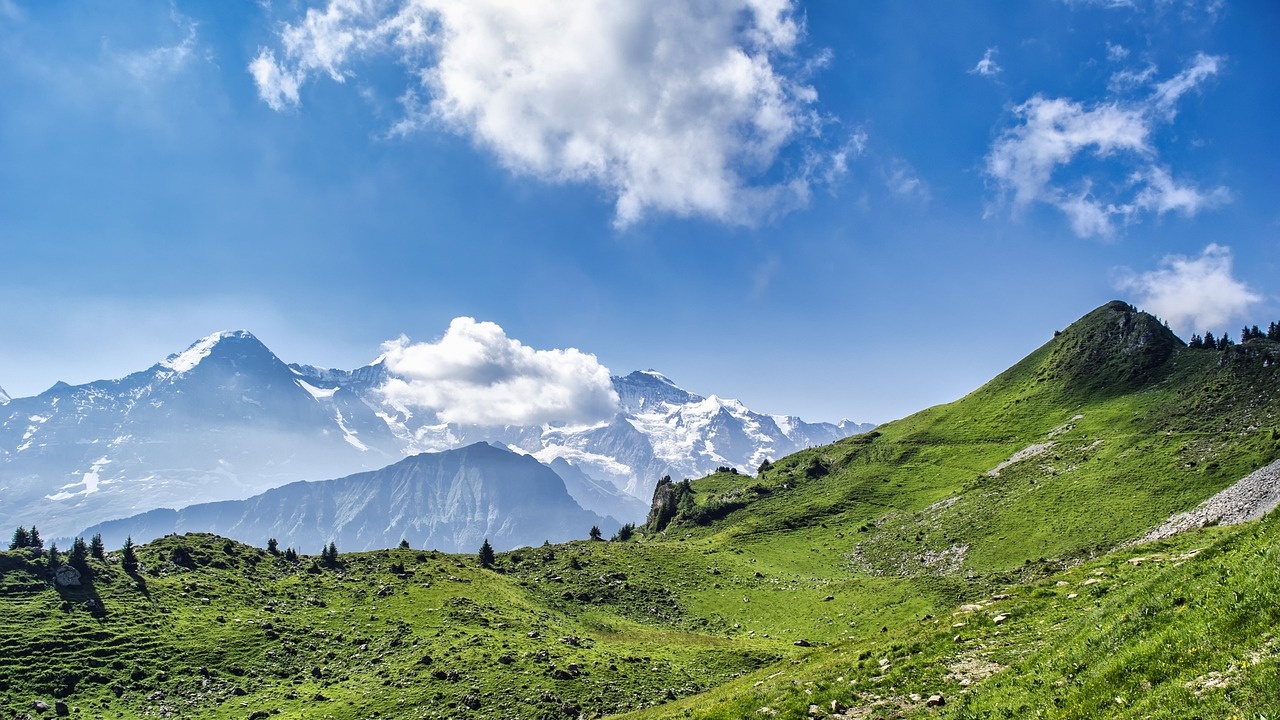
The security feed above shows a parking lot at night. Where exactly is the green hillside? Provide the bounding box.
[2,301,1278,719]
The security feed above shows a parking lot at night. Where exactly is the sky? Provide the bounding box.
[1,0,1277,425]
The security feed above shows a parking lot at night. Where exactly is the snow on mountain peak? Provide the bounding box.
[0,384,9,405]
[160,330,257,373]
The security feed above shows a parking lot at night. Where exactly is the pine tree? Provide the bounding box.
[612,523,635,542]
[321,541,339,567]
[1269,322,1280,342]
[398,539,411,549]
[284,547,298,563]
[478,538,495,568]
[70,537,90,571]
[29,526,43,552]
[1203,331,1216,350]
[47,542,60,568]
[589,525,603,541]
[122,536,138,572]
[267,538,279,555]
[89,533,105,561]
[9,526,29,550]
[1188,334,1203,349]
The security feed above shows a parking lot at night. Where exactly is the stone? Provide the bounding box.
[31,701,50,712]
[927,693,946,707]
[54,701,69,717]
[793,639,812,647]
[53,565,81,588]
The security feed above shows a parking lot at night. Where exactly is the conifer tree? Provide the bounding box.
[1203,331,1216,350]
[9,526,29,550]
[398,539,411,549]
[1269,322,1280,342]
[89,533,105,561]
[1188,334,1203,349]
[478,538,495,568]
[589,525,603,541]
[267,538,279,555]
[47,542,60,568]
[284,547,298,563]
[29,526,43,552]
[122,536,138,572]
[70,537,90,572]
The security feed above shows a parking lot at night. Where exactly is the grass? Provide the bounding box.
[2,302,1279,718]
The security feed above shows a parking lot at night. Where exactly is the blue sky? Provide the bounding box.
[1,0,1277,424]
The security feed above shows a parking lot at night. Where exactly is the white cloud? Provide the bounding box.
[985,54,1226,238]
[884,159,928,201]
[1117,244,1261,336]
[969,47,1001,77]
[378,317,619,426]
[1105,42,1130,62]
[1151,52,1221,119]
[251,0,847,227]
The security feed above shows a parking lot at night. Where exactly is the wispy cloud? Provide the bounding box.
[251,0,852,228]
[1116,244,1261,336]
[969,47,1002,78]
[985,53,1227,238]
[378,318,619,426]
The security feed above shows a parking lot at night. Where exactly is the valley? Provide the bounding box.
[1,302,1279,718]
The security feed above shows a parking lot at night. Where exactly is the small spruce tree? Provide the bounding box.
[589,525,603,541]
[284,547,298,563]
[267,537,279,555]
[70,537,90,572]
[1203,331,1216,350]
[29,526,43,552]
[612,523,635,542]
[47,542,60,568]
[9,526,29,550]
[478,538,495,568]
[90,533,105,561]
[398,539,411,549]
[1269,322,1280,342]
[121,536,138,573]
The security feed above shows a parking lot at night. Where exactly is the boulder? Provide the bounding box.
[53,565,81,588]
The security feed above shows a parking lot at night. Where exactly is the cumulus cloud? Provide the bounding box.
[378,317,619,426]
[985,53,1226,238]
[1116,244,1262,336]
[969,47,1001,77]
[250,0,847,227]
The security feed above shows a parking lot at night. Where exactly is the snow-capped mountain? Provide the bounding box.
[80,442,617,554]
[1,332,872,540]
[0,385,10,405]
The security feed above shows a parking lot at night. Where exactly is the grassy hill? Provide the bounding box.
[1,301,1278,719]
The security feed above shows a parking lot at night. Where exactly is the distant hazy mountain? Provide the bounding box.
[80,442,616,553]
[1,331,871,539]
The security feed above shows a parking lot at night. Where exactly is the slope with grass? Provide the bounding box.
[1,301,1278,719]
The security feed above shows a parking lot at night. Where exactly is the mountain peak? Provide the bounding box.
[159,330,268,373]
[613,370,703,413]
[1044,300,1182,396]
[0,384,9,405]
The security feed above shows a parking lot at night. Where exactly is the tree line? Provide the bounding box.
[1186,321,1280,350]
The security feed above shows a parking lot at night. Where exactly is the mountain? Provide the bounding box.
[1,334,869,538]
[2,301,1278,719]
[0,331,402,539]
[80,442,616,553]
[0,384,10,404]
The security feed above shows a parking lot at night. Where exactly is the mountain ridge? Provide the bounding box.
[79,442,617,553]
[1,330,870,537]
